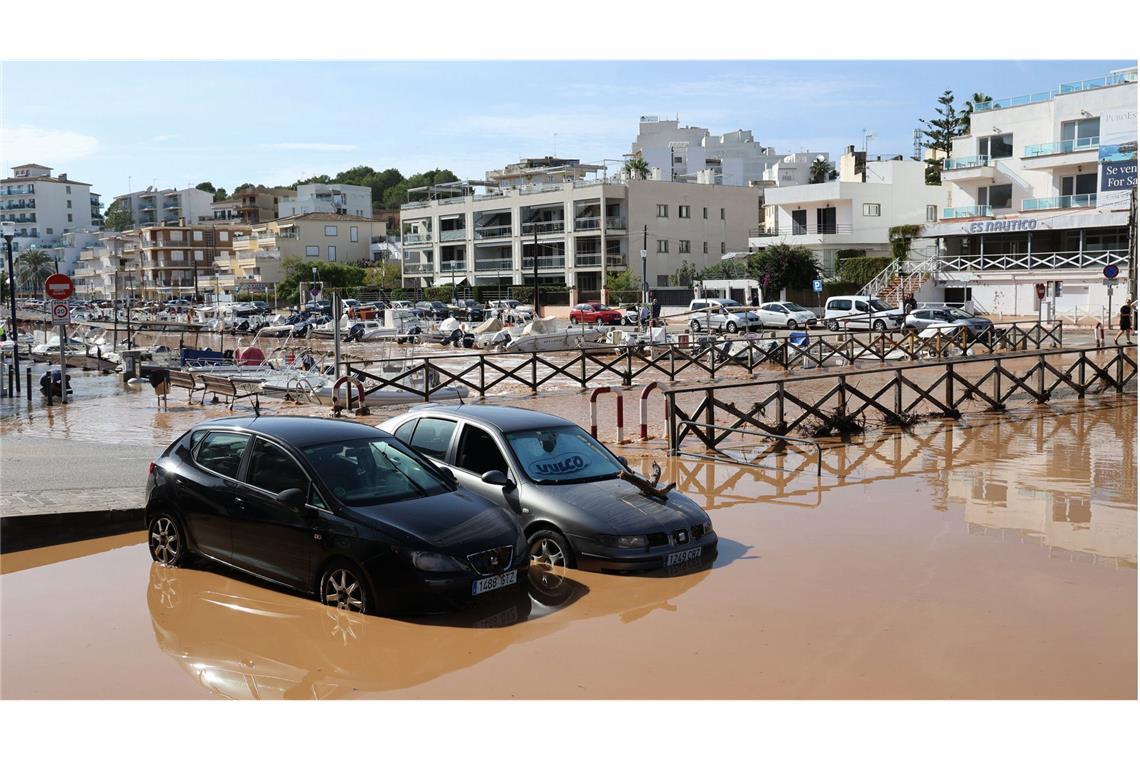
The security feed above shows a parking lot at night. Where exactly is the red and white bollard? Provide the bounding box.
[1094,322,1105,348]
[639,381,659,441]
[615,391,625,444]
[589,386,611,439]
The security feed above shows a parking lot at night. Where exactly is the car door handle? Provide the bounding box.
[233,496,245,508]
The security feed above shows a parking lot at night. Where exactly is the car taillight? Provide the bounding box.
[148,462,156,476]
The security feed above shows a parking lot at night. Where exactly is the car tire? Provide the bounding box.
[725,321,739,334]
[147,512,189,567]
[689,319,702,333]
[826,319,839,331]
[319,561,373,615]
[873,319,886,331]
[786,319,798,330]
[528,529,576,570]
[569,315,577,325]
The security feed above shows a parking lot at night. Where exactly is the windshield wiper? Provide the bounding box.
[378,449,429,497]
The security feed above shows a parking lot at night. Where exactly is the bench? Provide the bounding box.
[200,374,261,413]
[168,370,206,404]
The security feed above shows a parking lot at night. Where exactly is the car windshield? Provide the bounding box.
[780,302,804,311]
[869,299,893,312]
[301,437,451,507]
[505,425,623,484]
[945,307,973,319]
[719,299,741,308]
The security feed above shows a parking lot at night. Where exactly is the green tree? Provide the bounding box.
[382,169,460,209]
[959,92,993,134]
[624,154,650,180]
[278,257,366,298]
[699,259,749,280]
[836,256,893,286]
[605,269,641,294]
[746,244,820,293]
[809,157,835,184]
[213,187,228,202]
[362,261,402,289]
[103,200,133,231]
[669,261,699,287]
[195,181,216,195]
[919,90,966,185]
[17,250,56,295]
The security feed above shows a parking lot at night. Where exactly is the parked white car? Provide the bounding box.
[687,298,763,333]
[823,296,904,331]
[755,301,818,329]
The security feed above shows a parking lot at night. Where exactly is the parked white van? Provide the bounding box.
[823,296,904,331]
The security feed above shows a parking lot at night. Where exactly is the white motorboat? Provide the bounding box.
[498,317,606,353]
[606,326,675,359]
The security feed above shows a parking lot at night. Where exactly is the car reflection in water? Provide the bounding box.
[147,548,716,699]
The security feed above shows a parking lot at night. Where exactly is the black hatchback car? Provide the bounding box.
[144,416,528,615]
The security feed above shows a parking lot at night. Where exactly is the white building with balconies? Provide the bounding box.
[918,66,1136,319]
[748,147,944,276]
[111,186,214,229]
[276,183,372,219]
[0,164,102,252]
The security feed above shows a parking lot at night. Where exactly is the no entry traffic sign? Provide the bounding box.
[45,273,75,301]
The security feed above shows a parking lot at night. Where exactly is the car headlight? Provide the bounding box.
[702,519,713,536]
[600,535,649,549]
[409,550,466,572]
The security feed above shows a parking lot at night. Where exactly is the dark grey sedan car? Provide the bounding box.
[379,406,717,573]
[904,307,994,338]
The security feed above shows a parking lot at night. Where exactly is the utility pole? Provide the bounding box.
[1129,186,1137,305]
[533,228,540,318]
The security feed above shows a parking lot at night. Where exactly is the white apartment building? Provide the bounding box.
[0,164,102,251]
[918,66,1137,318]
[749,148,944,275]
[276,183,372,219]
[111,186,214,228]
[399,158,761,297]
[630,116,828,188]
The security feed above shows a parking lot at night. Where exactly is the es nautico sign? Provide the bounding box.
[964,219,1038,234]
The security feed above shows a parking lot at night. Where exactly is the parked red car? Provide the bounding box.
[570,302,623,325]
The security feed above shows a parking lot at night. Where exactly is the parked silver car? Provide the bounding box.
[687,298,763,333]
[379,405,717,573]
[904,307,994,338]
[755,301,818,329]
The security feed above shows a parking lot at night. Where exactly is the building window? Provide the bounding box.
[305,245,319,257]
[978,184,1012,210]
[926,205,937,222]
[66,200,72,208]
[657,240,669,253]
[657,275,670,287]
[978,134,1013,159]
[863,203,881,217]
[193,230,204,241]
[325,225,338,237]
[656,204,668,218]
[171,250,184,262]
[66,186,72,194]
[720,208,725,220]
[218,231,229,242]
[679,205,690,219]
[1061,173,1097,197]
[702,207,708,219]
[350,226,359,243]
[170,230,183,241]
[194,250,204,261]
[67,214,73,222]
[1061,117,1100,144]
[46,228,53,235]
[678,240,691,253]
[328,246,336,261]
[720,242,726,254]
[703,241,709,254]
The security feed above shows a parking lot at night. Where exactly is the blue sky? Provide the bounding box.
[2,60,1134,202]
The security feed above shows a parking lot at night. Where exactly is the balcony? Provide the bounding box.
[439,228,467,242]
[475,224,512,240]
[606,254,627,268]
[1,187,34,196]
[474,257,513,272]
[942,205,993,219]
[440,259,467,272]
[403,233,432,246]
[575,217,602,231]
[1022,137,1102,170]
[939,248,1127,273]
[1023,137,1100,158]
[1022,194,1097,212]
[973,70,1136,113]
[404,261,434,274]
[575,253,601,267]
[521,256,566,270]
[943,156,990,170]
[521,220,565,236]
[942,155,996,182]
[606,217,627,231]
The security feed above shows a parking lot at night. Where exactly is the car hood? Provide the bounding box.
[346,489,518,554]
[530,477,705,533]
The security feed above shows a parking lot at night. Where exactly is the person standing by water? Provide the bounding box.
[1115,300,1133,345]
[650,293,661,327]
[903,293,917,314]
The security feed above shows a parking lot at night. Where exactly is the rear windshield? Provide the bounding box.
[301,437,451,507]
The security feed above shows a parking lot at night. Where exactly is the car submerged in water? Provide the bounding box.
[379,406,717,573]
[144,416,528,615]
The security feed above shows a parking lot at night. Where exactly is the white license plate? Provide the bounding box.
[471,570,518,596]
[666,547,702,566]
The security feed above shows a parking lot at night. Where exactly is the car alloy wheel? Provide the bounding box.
[873,319,886,331]
[826,319,839,331]
[148,514,184,567]
[786,319,797,330]
[321,566,368,614]
[529,530,574,569]
[726,321,739,333]
[690,319,701,333]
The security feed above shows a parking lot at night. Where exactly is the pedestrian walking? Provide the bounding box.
[651,293,661,327]
[903,293,917,314]
[1116,300,1134,345]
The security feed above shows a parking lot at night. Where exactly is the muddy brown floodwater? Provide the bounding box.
[1,397,1135,699]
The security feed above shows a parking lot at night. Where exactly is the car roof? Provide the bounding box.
[192,415,389,448]
[403,404,573,433]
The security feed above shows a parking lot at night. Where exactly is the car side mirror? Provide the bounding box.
[438,466,458,486]
[481,469,514,490]
[276,488,307,511]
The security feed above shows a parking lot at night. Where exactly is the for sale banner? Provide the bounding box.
[1097,107,1137,209]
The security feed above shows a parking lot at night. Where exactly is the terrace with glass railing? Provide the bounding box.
[974,69,1137,113]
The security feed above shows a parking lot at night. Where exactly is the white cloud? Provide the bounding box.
[2,125,99,164]
[263,142,359,152]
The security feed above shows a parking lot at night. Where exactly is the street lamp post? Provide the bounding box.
[2,223,21,393]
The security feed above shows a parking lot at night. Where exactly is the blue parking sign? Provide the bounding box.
[812,279,824,293]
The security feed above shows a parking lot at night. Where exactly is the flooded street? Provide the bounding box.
[2,397,1133,699]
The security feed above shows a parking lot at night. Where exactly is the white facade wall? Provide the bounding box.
[279,183,372,218]
[0,165,99,251]
[112,187,214,227]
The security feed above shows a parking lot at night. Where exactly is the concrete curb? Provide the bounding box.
[1,508,145,554]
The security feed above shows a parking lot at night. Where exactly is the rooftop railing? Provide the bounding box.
[1021,193,1097,211]
[943,155,991,170]
[974,69,1137,113]
[1022,137,1100,158]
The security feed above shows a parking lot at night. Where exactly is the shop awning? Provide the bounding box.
[432,276,467,288]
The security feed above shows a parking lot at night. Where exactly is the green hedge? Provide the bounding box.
[835,257,892,287]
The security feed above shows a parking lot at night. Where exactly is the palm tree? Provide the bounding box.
[624,154,650,180]
[959,92,992,134]
[809,157,834,184]
[16,250,55,297]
